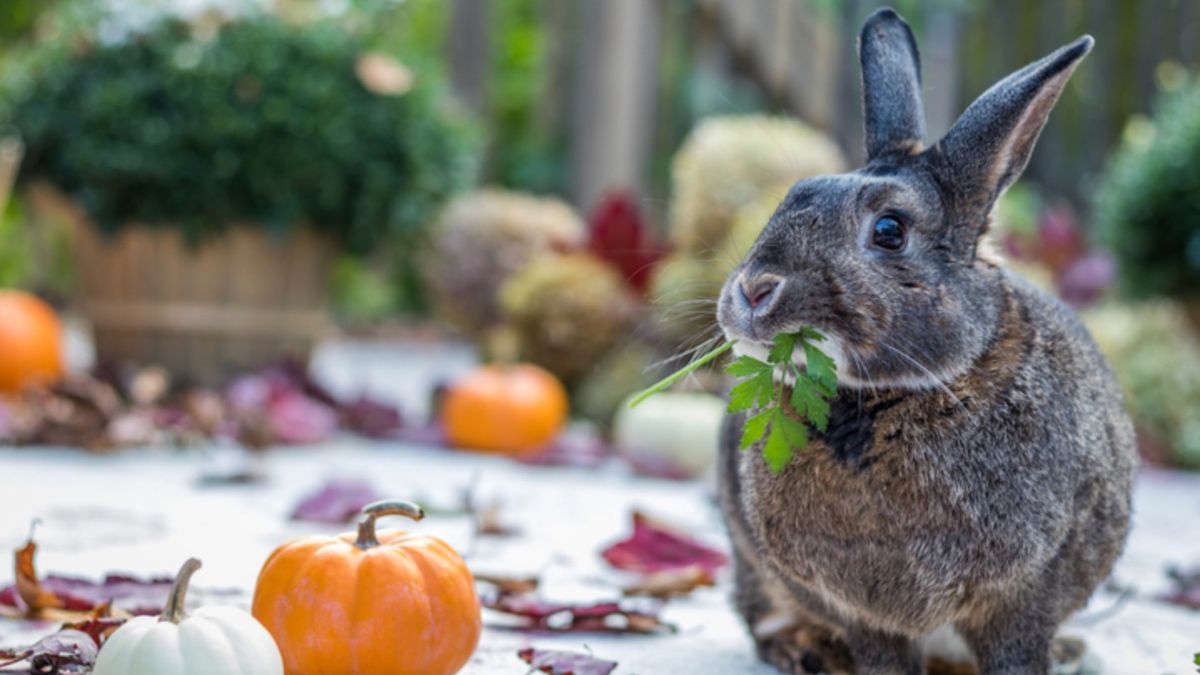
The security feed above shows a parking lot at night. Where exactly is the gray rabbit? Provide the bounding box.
[716,8,1136,675]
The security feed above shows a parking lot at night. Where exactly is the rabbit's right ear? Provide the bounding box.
[935,36,1093,213]
[859,8,926,160]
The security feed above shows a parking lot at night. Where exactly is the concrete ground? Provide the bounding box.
[1,336,1199,674]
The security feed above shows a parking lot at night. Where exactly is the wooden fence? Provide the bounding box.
[446,0,1200,217]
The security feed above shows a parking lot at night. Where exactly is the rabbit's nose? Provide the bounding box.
[740,274,783,311]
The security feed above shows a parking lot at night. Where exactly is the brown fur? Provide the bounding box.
[715,9,1135,675]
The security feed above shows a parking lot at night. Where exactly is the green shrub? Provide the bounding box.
[1094,76,1200,300]
[5,14,478,255]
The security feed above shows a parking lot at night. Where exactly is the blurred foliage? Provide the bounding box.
[1095,69,1200,301]
[4,12,478,259]
[1086,301,1200,469]
[499,251,638,387]
[0,0,57,46]
[423,189,584,346]
[652,115,845,345]
[329,254,398,326]
[486,0,566,195]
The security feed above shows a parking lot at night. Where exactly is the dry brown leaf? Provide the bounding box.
[474,572,540,595]
[15,525,63,613]
[622,564,715,599]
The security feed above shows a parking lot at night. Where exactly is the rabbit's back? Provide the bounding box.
[722,268,1136,636]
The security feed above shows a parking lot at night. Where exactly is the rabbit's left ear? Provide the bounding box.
[937,36,1093,208]
[860,8,926,159]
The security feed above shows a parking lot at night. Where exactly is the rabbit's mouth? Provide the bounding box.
[726,328,863,390]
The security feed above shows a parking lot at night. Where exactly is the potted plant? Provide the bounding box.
[4,13,476,382]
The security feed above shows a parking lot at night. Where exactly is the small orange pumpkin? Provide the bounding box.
[441,363,568,455]
[0,290,64,394]
[252,500,481,675]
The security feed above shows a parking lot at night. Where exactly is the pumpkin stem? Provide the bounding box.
[355,499,425,550]
[160,558,202,624]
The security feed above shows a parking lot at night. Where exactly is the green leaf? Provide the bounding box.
[774,408,810,449]
[796,326,826,343]
[628,340,736,408]
[740,408,773,449]
[762,421,794,473]
[727,373,773,413]
[791,376,831,431]
[725,355,774,378]
[767,333,797,364]
[802,340,838,396]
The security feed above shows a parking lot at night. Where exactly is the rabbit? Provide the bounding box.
[715,7,1136,675]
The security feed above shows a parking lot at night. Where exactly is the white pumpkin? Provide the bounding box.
[93,558,282,675]
[614,390,726,477]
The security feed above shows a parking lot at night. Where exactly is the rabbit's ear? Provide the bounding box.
[859,8,926,160]
[937,36,1093,208]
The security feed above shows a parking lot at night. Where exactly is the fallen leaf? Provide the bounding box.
[290,479,383,524]
[61,601,126,645]
[518,430,610,468]
[474,573,540,595]
[2,533,176,618]
[483,593,674,635]
[1160,566,1200,609]
[1,573,174,617]
[266,391,339,445]
[0,628,98,673]
[14,527,65,614]
[474,501,520,537]
[518,647,618,675]
[622,564,715,598]
[340,394,403,439]
[601,511,728,574]
[621,449,695,481]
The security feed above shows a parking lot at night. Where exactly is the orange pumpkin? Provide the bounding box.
[441,363,568,455]
[252,500,481,675]
[0,291,64,394]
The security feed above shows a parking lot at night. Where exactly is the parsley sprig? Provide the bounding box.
[628,327,838,472]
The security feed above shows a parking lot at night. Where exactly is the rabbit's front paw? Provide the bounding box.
[756,624,853,675]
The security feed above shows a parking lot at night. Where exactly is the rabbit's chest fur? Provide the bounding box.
[722,282,1135,635]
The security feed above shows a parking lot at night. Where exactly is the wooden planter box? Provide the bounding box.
[28,183,333,384]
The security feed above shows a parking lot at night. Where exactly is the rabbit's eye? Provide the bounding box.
[872,216,907,251]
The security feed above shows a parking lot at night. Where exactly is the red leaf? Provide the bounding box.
[1161,566,1200,609]
[483,593,673,635]
[601,511,728,574]
[290,479,383,524]
[587,190,661,294]
[518,647,619,675]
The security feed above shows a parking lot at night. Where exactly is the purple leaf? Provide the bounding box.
[518,647,619,675]
[0,628,98,672]
[2,573,178,616]
[339,395,403,439]
[267,391,338,445]
[518,430,610,468]
[601,512,728,574]
[483,593,673,634]
[290,479,383,524]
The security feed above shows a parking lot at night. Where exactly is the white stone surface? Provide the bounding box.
[1,336,1198,674]
[0,443,1199,674]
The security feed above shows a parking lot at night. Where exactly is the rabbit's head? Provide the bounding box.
[717,8,1092,388]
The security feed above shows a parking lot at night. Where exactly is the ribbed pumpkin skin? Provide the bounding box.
[442,364,568,455]
[251,530,481,675]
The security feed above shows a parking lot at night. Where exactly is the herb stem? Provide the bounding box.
[627,340,736,408]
